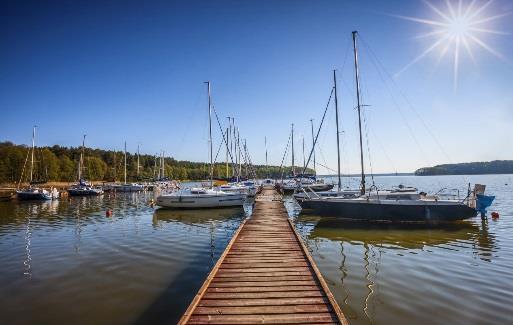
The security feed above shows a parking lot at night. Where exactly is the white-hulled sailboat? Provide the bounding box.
[114,142,144,192]
[16,126,59,200]
[156,81,246,209]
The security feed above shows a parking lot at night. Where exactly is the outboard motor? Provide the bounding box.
[470,184,495,219]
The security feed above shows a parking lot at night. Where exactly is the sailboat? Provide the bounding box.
[16,126,59,200]
[294,69,360,201]
[214,126,258,197]
[114,142,144,192]
[279,124,334,194]
[67,135,103,196]
[156,81,246,209]
[299,31,494,222]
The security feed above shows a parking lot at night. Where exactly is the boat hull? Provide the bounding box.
[282,184,334,195]
[67,189,103,196]
[294,189,360,202]
[16,191,52,200]
[156,193,246,209]
[114,185,144,192]
[300,199,477,222]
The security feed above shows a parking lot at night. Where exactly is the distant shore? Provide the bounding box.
[415,160,513,176]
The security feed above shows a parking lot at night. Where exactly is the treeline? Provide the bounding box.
[0,141,312,183]
[415,160,513,176]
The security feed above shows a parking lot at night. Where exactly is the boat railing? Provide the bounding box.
[434,188,460,200]
[299,186,321,200]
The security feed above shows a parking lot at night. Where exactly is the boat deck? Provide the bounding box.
[179,186,347,324]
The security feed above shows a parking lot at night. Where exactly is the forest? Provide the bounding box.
[415,160,513,176]
[0,141,312,184]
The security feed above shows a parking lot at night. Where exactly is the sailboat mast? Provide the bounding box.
[232,117,239,178]
[153,153,157,179]
[79,134,86,180]
[244,139,248,177]
[30,126,36,183]
[137,144,140,180]
[124,141,127,185]
[206,81,213,188]
[225,126,229,178]
[265,136,268,169]
[291,123,295,176]
[161,151,165,179]
[309,119,316,174]
[229,117,234,177]
[333,70,342,191]
[352,31,366,195]
[237,128,242,180]
[302,136,306,170]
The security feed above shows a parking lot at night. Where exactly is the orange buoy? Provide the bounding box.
[106,209,113,217]
[491,212,499,219]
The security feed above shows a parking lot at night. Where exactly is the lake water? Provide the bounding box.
[1,174,512,324]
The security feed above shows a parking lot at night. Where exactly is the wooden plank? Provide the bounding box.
[192,304,333,315]
[198,297,329,307]
[205,285,321,293]
[187,313,338,324]
[212,275,314,282]
[223,258,306,264]
[203,291,326,299]
[220,262,309,268]
[208,280,318,287]
[217,267,313,273]
[215,271,313,278]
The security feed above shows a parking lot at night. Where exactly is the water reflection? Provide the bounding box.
[153,207,245,226]
[153,207,245,267]
[474,218,496,262]
[23,211,32,278]
[296,215,501,325]
[302,216,481,250]
[301,216,497,263]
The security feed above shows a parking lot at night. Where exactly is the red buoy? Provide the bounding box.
[491,212,499,219]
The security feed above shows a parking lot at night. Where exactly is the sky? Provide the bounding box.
[1,0,512,174]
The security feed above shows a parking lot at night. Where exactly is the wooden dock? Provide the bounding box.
[179,186,347,324]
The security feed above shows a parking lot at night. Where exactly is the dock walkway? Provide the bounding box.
[179,186,347,324]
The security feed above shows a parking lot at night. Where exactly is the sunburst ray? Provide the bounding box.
[395,34,451,77]
[394,0,510,89]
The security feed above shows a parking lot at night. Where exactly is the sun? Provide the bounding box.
[394,0,511,89]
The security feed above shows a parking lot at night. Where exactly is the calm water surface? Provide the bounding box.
[1,175,512,324]
[0,192,248,324]
[290,174,513,325]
